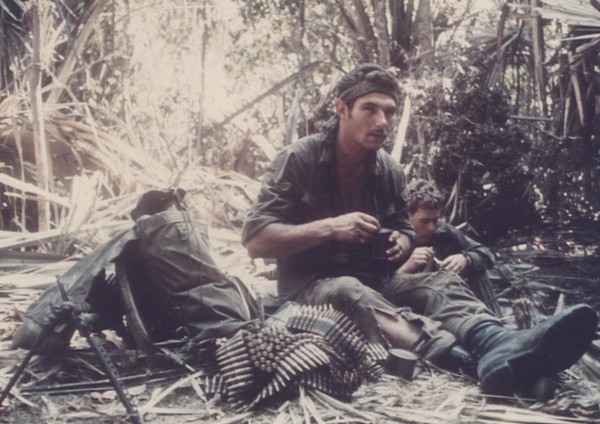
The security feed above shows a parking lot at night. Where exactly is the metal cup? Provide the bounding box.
[371,228,393,259]
[385,348,418,380]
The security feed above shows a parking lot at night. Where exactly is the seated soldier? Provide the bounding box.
[398,179,502,315]
[242,62,598,400]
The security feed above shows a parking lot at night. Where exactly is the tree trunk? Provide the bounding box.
[414,0,433,60]
[389,0,414,56]
[371,0,390,66]
[335,0,375,62]
[30,0,51,233]
[195,0,210,164]
[530,0,547,116]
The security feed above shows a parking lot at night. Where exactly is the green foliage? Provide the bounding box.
[5,0,595,241]
[413,64,541,244]
[237,0,302,23]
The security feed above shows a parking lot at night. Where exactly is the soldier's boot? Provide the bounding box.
[466,304,597,397]
[436,343,477,377]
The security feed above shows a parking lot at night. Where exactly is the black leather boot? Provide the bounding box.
[466,304,597,397]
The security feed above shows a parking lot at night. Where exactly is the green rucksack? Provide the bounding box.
[12,189,259,353]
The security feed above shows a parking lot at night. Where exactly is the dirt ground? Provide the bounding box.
[0,228,599,424]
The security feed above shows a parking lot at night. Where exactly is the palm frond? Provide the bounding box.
[534,0,600,28]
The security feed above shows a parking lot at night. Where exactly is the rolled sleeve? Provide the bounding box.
[241,149,303,245]
[465,247,495,271]
[437,223,495,271]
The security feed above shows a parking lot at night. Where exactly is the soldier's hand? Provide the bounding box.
[330,212,379,244]
[386,232,412,261]
[439,253,468,274]
[397,246,435,273]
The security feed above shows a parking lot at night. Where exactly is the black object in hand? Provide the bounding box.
[371,228,393,259]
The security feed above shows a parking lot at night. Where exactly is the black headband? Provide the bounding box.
[337,75,400,105]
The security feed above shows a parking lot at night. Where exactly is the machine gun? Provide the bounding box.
[0,279,142,423]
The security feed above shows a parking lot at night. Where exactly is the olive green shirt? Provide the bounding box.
[242,128,415,301]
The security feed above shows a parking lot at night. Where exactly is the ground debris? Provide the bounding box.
[1,227,599,423]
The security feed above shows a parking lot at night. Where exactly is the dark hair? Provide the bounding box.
[407,179,444,215]
[336,63,401,109]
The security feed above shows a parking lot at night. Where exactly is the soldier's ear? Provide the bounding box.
[335,98,349,119]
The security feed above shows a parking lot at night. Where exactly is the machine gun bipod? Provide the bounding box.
[0,279,142,423]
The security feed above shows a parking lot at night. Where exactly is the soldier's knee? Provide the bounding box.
[330,276,372,300]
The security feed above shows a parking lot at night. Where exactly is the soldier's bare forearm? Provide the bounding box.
[245,220,335,258]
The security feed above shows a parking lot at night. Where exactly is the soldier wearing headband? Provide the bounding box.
[336,65,401,107]
[243,63,596,400]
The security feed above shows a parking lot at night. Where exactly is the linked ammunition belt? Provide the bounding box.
[215,303,385,411]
